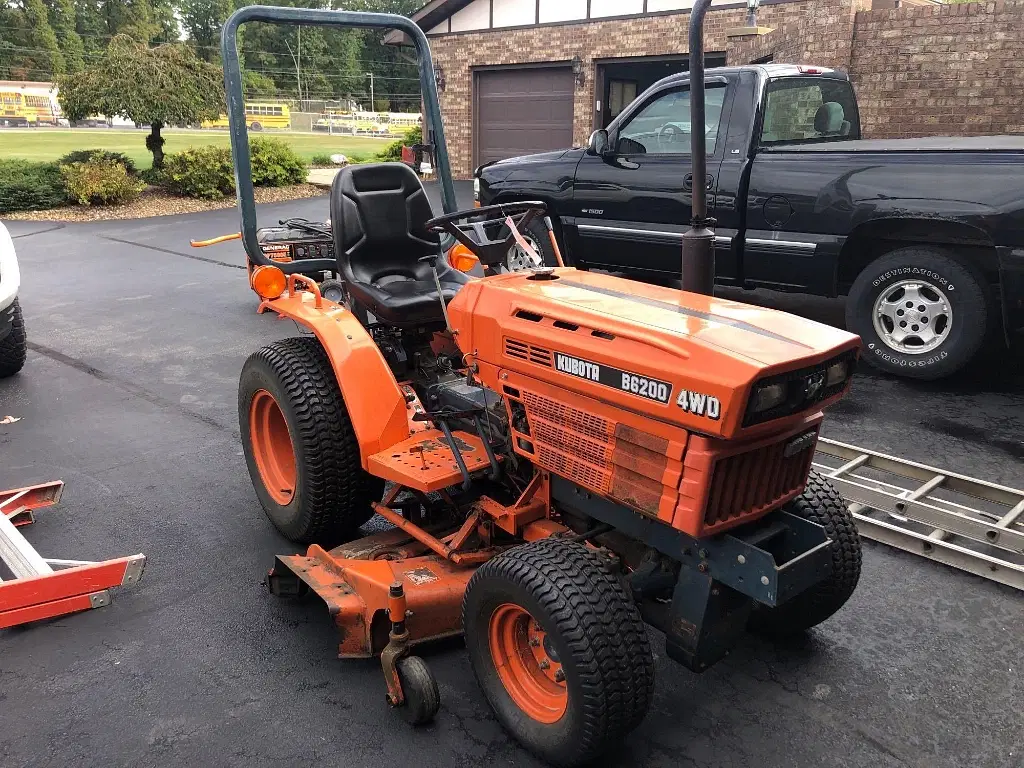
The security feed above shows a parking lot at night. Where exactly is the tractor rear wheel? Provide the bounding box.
[238,336,382,544]
[748,470,862,637]
[462,538,654,767]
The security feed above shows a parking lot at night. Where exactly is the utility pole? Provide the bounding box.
[286,28,303,107]
[365,71,374,112]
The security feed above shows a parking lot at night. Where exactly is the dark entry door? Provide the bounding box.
[474,67,574,167]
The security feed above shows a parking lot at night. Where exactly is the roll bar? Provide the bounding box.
[220,6,456,273]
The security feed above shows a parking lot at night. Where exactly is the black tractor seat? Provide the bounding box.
[331,162,468,327]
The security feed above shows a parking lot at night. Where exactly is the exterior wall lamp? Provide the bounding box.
[571,55,585,88]
[434,61,446,92]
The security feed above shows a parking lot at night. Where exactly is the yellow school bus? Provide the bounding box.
[204,102,291,131]
[0,91,58,126]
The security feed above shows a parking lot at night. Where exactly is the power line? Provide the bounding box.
[9,28,419,67]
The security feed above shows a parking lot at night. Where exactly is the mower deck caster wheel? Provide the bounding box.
[392,655,440,726]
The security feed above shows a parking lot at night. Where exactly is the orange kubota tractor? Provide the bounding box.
[223,7,862,766]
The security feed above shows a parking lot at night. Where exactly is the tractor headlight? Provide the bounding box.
[748,382,787,414]
[825,360,849,388]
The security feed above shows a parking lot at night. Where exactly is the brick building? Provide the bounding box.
[385,0,1024,178]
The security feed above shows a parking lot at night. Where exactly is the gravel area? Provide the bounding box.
[2,183,326,222]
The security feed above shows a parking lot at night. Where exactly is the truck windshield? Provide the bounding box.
[760,77,861,147]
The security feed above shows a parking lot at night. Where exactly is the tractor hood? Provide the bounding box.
[447,269,860,439]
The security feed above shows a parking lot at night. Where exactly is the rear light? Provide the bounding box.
[448,243,480,273]
[250,265,287,300]
[797,66,824,74]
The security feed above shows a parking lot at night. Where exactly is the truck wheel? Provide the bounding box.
[506,218,558,270]
[0,298,27,378]
[749,471,861,638]
[462,538,654,767]
[846,246,989,380]
[238,336,382,544]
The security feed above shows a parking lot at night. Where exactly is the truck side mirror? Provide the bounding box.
[587,129,609,156]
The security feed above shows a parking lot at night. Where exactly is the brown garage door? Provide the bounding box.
[474,67,574,167]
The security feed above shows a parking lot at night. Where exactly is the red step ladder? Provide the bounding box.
[0,481,145,629]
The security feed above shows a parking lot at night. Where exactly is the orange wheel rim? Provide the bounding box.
[488,603,567,724]
[249,390,297,506]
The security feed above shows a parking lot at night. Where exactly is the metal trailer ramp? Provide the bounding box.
[0,481,146,629]
[814,439,1024,590]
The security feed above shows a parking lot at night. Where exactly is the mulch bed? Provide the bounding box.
[3,183,326,222]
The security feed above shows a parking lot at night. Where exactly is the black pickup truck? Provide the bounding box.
[475,64,1024,380]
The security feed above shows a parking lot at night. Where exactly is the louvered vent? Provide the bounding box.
[504,338,553,368]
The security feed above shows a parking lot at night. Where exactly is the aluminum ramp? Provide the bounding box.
[814,439,1024,590]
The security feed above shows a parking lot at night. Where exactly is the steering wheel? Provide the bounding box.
[657,123,683,152]
[426,201,548,270]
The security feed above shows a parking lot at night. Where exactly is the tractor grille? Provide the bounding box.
[509,385,818,536]
[517,390,680,519]
[521,392,611,442]
[703,430,817,528]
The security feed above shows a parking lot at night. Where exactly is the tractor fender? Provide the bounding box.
[258,293,409,466]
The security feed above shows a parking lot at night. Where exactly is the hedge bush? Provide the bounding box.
[58,149,138,176]
[162,138,308,199]
[249,137,307,187]
[163,145,235,199]
[0,160,68,213]
[375,125,423,162]
[60,154,145,206]
[310,152,333,166]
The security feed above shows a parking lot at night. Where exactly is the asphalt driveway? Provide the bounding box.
[1,187,1022,768]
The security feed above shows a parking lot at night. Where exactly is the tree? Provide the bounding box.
[46,0,86,73]
[179,0,233,63]
[102,0,159,43]
[243,69,277,98]
[58,36,224,169]
[75,0,110,60]
[25,0,66,77]
[149,0,181,43]
[344,0,424,111]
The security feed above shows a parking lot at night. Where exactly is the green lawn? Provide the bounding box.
[0,128,391,168]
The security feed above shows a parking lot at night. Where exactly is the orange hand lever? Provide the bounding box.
[190,232,241,247]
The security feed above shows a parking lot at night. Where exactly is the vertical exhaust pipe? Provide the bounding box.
[680,0,715,296]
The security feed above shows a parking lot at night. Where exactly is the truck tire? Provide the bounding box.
[748,471,861,638]
[0,298,27,378]
[846,246,989,380]
[462,538,655,767]
[238,336,382,544]
[506,218,559,270]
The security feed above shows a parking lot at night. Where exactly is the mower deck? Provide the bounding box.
[269,526,476,658]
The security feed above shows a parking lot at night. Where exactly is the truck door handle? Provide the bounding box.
[683,173,714,192]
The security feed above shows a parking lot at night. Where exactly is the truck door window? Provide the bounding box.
[760,77,861,146]
[615,85,726,155]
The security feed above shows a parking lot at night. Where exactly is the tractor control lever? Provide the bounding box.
[418,254,454,334]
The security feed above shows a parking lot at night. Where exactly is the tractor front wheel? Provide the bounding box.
[239,336,382,544]
[462,539,655,767]
[748,470,862,637]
